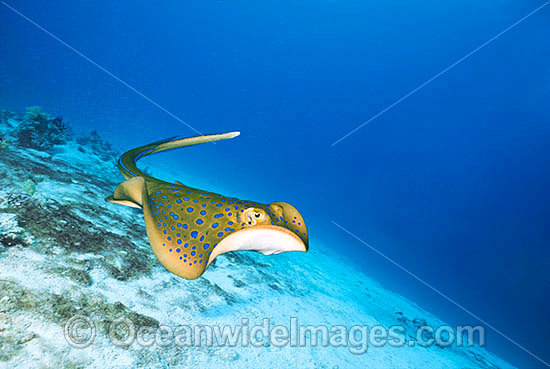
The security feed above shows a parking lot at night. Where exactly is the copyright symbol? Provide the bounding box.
[64,315,95,348]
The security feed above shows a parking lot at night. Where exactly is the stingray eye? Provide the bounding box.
[255,213,261,218]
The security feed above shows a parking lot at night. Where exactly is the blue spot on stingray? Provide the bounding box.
[196,219,203,225]
[182,224,188,229]
[214,214,223,218]
[169,249,172,252]
[217,232,223,237]
[199,260,203,264]
[212,223,219,228]
[176,199,182,203]
[191,251,196,256]
[200,210,206,215]
[228,221,234,225]
[225,208,230,211]
[167,237,172,241]
[176,233,181,237]
[199,235,204,241]
[184,243,189,248]
[204,243,210,249]
[163,230,167,234]
[154,191,161,195]
[191,231,198,238]
[193,200,198,203]
[176,248,181,252]
[187,207,194,213]
[167,204,172,209]
[177,239,182,244]
[171,226,175,230]
[216,203,222,207]
[228,212,233,216]
[192,246,196,250]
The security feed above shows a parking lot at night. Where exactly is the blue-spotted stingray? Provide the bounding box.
[106,132,308,280]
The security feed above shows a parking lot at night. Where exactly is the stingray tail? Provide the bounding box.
[107,132,240,208]
[117,131,240,181]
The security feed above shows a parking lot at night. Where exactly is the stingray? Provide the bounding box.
[106,132,309,280]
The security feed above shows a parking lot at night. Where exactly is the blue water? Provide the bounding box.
[2,1,549,367]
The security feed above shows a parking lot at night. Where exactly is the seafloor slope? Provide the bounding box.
[0,108,514,368]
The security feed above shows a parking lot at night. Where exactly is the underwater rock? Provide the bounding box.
[0,235,26,248]
[19,179,37,196]
[231,277,246,288]
[76,130,117,161]
[0,137,11,150]
[412,317,428,327]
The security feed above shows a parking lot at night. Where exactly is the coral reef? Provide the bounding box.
[76,130,118,161]
[16,106,71,152]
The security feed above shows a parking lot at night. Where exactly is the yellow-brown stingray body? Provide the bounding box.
[106,132,308,280]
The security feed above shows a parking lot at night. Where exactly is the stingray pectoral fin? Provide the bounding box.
[206,225,307,267]
[105,196,143,209]
[105,176,146,209]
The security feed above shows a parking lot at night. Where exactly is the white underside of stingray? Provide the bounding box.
[106,132,309,280]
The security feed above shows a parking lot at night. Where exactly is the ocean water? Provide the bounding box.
[1,1,549,368]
